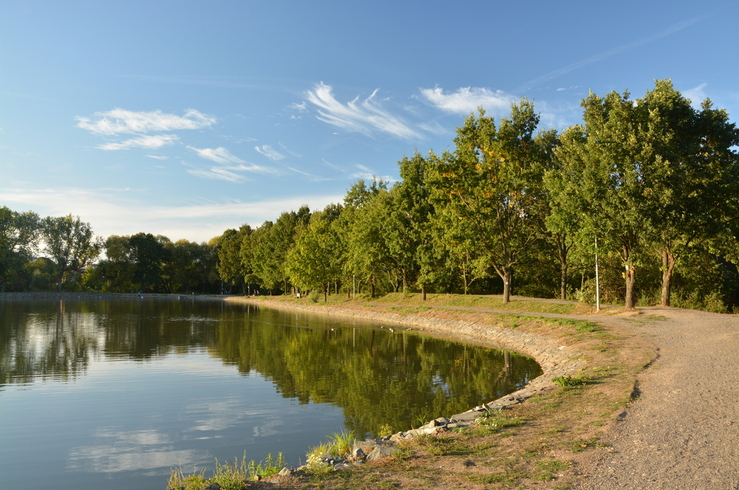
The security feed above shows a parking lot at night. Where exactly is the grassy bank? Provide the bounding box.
[173,294,656,489]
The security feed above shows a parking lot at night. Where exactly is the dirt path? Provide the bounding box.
[575,307,739,489]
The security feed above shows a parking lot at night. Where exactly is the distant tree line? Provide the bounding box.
[0,211,219,294]
[2,80,738,310]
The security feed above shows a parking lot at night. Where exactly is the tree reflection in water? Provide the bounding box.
[0,297,541,437]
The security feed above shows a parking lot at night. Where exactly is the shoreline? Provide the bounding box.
[225,296,586,416]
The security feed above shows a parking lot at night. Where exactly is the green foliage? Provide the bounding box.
[552,374,592,388]
[167,452,284,490]
[0,206,41,292]
[41,214,101,291]
[430,100,552,303]
[377,423,395,438]
[216,225,252,293]
[286,205,343,300]
[305,430,356,464]
[327,430,356,457]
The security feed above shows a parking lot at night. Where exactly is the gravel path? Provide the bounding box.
[576,307,739,490]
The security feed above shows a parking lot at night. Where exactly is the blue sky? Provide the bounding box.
[2,1,738,243]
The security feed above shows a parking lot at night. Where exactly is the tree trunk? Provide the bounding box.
[502,268,512,303]
[624,264,636,309]
[556,233,569,300]
[421,284,427,301]
[661,249,676,307]
[560,263,568,301]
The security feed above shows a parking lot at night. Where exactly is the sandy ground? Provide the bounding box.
[575,308,739,490]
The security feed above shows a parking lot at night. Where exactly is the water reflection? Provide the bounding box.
[67,428,200,474]
[0,296,541,488]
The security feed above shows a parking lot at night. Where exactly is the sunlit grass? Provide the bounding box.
[167,452,285,490]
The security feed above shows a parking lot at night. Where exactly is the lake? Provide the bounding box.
[0,295,542,489]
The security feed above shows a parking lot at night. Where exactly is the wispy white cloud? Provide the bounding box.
[186,166,246,183]
[76,108,216,135]
[146,154,169,160]
[305,82,420,139]
[229,163,281,174]
[254,145,285,160]
[420,86,516,115]
[98,134,179,151]
[188,146,245,164]
[279,143,301,159]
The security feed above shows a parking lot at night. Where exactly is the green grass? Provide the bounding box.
[167,452,285,490]
[552,374,593,388]
[377,292,582,315]
[304,430,357,472]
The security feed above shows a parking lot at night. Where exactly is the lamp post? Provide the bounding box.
[595,238,600,311]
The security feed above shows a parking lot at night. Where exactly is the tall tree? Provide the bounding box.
[389,152,437,298]
[553,89,657,308]
[343,180,393,297]
[216,224,252,293]
[42,214,101,291]
[128,232,169,292]
[638,81,739,306]
[251,206,311,294]
[430,100,549,302]
[0,207,41,292]
[286,206,343,301]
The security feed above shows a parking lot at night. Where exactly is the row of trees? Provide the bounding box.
[0,209,219,294]
[2,80,738,309]
[216,80,739,310]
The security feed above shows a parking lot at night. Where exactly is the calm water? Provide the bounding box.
[0,296,541,489]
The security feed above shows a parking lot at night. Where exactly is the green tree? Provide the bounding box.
[551,90,649,309]
[637,81,739,306]
[430,100,549,302]
[389,152,437,298]
[97,235,135,292]
[344,181,394,297]
[41,214,101,291]
[216,225,252,293]
[550,80,739,308]
[251,206,311,294]
[0,207,41,292]
[164,239,218,293]
[129,232,170,292]
[286,205,343,301]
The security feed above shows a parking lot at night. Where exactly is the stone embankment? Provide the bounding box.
[226,297,587,470]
